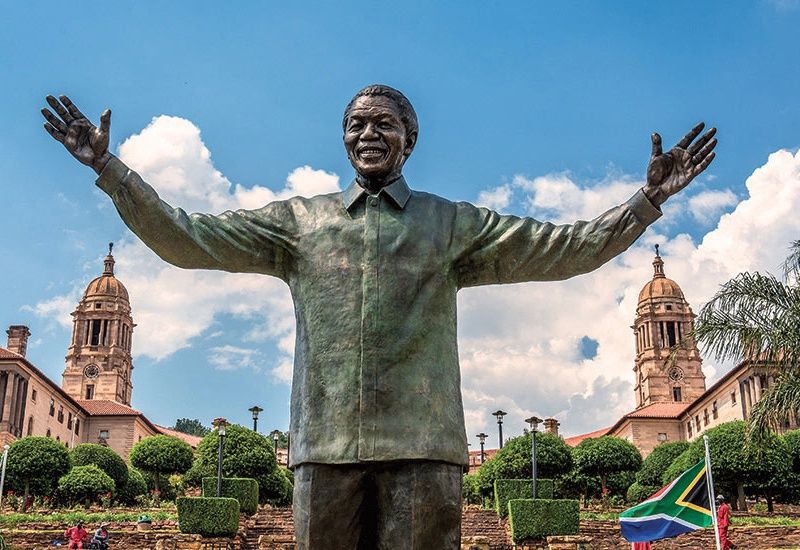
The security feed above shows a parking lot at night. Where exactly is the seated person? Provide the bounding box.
[91,523,110,548]
[63,520,88,549]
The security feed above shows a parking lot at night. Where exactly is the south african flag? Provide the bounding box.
[620,459,713,542]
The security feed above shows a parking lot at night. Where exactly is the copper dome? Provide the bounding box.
[83,243,129,301]
[637,251,685,303]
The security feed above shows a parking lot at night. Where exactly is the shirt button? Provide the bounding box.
[369,198,379,207]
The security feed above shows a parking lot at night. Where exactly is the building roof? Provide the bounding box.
[82,249,129,301]
[564,426,612,447]
[0,346,87,413]
[624,402,690,419]
[77,399,142,416]
[156,425,203,448]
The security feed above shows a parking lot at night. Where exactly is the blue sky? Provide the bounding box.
[2,2,800,443]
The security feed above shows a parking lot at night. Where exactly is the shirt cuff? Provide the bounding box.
[627,189,662,226]
[95,155,129,195]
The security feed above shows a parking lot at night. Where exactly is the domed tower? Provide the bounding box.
[632,246,705,408]
[62,244,135,405]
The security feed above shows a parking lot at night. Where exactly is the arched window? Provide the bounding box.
[27,416,34,436]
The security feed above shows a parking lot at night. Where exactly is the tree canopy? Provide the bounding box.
[186,424,291,505]
[574,436,642,494]
[173,418,211,437]
[70,443,128,490]
[129,435,194,491]
[637,441,689,487]
[5,436,71,500]
[57,464,115,506]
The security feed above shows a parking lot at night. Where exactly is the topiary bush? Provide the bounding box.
[176,497,240,537]
[626,481,659,504]
[70,443,128,490]
[58,465,116,506]
[462,473,482,505]
[117,467,148,505]
[574,436,642,495]
[494,479,554,518]
[636,441,689,487]
[202,477,259,515]
[5,436,71,501]
[129,435,194,493]
[508,498,579,542]
[190,425,291,505]
[477,432,572,503]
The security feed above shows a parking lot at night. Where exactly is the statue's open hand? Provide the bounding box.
[42,95,112,174]
[644,122,717,207]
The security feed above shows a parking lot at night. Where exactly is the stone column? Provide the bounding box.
[1,373,18,431]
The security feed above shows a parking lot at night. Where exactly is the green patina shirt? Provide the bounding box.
[96,156,661,467]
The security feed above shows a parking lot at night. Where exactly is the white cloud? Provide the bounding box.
[461,150,800,440]
[208,345,263,372]
[30,115,340,376]
[476,184,512,211]
[687,189,738,225]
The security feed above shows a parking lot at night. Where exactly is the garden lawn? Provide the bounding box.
[0,510,177,527]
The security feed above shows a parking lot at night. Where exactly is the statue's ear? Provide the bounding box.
[404,131,418,158]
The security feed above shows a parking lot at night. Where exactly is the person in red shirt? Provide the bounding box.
[632,542,652,549]
[716,494,735,550]
[64,520,88,549]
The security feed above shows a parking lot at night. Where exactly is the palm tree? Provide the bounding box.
[691,240,800,442]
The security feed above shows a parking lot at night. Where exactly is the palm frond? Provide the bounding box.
[748,372,800,445]
[783,240,800,284]
[692,271,800,371]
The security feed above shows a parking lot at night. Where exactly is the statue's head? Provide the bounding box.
[343,85,418,184]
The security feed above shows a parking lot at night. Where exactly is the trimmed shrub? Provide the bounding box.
[5,436,71,499]
[202,477,259,515]
[58,465,116,505]
[574,436,642,494]
[176,497,240,537]
[626,481,659,504]
[70,443,128,490]
[494,478,554,518]
[508,498,579,542]
[130,435,194,493]
[636,441,689,487]
[189,425,290,505]
[117,467,148,505]
[462,473,482,505]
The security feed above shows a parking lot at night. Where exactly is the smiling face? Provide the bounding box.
[343,95,417,186]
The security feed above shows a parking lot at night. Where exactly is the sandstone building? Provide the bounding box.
[0,245,200,457]
[564,249,787,456]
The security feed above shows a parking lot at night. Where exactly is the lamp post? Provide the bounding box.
[476,433,488,463]
[248,405,264,432]
[212,417,229,497]
[270,430,281,455]
[525,416,543,499]
[492,410,507,448]
[0,444,9,509]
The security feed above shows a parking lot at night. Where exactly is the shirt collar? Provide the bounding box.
[343,176,412,212]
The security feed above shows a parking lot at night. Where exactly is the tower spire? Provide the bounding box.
[653,244,665,278]
[103,242,115,276]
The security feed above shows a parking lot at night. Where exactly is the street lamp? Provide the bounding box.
[270,430,281,455]
[248,405,264,432]
[492,410,507,449]
[525,416,543,499]
[212,417,230,497]
[476,433,488,463]
[0,444,9,509]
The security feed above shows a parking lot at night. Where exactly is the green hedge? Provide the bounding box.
[202,477,259,515]
[494,478,554,518]
[508,498,579,542]
[176,497,240,536]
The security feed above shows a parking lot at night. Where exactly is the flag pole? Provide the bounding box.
[704,435,722,550]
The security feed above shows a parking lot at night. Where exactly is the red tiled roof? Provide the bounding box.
[0,347,86,412]
[156,425,203,448]
[564,426,612,447]
[77,399,143,416]
[0,346,22,359]
[624,402,690,419]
